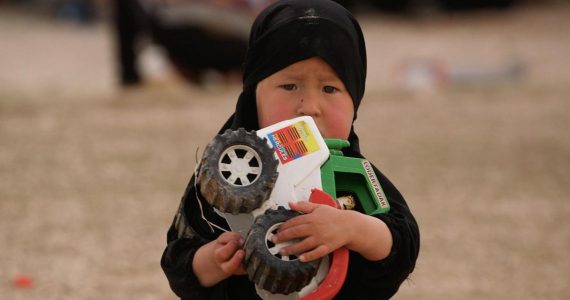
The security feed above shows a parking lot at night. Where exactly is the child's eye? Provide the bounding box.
[323,86,338,94]
[280,84,297,91]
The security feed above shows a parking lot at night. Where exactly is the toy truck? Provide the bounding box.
[196,116,390,299]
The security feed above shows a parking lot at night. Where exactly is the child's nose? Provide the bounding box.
[297,93,321,117]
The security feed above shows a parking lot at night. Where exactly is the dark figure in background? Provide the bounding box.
[114,0,143,85]
[58,0,96,24]
[112,0,262,87]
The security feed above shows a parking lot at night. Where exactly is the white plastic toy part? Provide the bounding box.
[223,116,329,234]
[216,116,332,300]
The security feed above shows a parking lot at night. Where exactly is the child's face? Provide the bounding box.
[256,57,354,140]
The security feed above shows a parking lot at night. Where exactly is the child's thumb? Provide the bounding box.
[288,201,318,213]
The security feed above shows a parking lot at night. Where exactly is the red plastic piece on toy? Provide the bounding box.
[13,275,33,289]
[307,188,341,209]
[300,189,349,300]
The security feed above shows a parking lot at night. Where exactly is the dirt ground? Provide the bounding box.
[1,2,569,299]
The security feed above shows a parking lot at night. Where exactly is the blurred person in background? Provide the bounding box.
[113,0,276,87]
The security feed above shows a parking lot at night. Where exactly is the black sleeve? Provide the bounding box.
[160,176,235,299]
[336,165,420,299]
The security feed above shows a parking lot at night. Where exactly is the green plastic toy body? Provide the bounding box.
[320,139,390,215]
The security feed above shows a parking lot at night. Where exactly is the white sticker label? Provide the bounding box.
[362,160,389,209]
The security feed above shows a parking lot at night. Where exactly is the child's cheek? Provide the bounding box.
[258,108,296,128]
[324,111,353,140]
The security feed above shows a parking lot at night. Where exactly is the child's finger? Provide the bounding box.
[299,244,330,262]
[220,249,245,274]
[289,201,319,214]
[273,223,311,243]
[275,214,311,233]
[280,236,319,257]
[215,240,240,263]
[217,232,244,245]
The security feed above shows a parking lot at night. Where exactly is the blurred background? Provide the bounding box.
[0,0,569,299]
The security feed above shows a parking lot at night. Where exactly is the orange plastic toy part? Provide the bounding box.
[300,189,349,300]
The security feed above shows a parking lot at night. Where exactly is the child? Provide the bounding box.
[161,0,420,299]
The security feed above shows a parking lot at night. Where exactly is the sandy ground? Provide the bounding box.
[1,2,569,299]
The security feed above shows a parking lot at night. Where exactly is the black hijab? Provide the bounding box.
[219,0,367,157]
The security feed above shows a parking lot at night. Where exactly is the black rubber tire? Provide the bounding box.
[198,128,278,214]
[244,207,321,295]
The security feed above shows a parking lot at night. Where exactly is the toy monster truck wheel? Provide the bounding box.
[244,207,321,295]
[198,128,278,214]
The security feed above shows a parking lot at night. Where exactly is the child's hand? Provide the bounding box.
[273,201,394,262]
[211,232,247,275]
[192,231,247,287]
[272,201,352,262]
